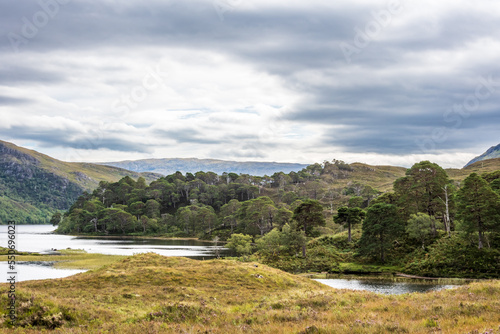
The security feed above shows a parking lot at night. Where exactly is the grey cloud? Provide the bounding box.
[1,0,499,159]
[0,126,151,153]
[154,128,221,145]
[0,95,32,105]
[0,65,66,85]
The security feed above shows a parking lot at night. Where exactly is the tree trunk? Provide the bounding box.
[380,234,385,263]
[92,218,98,232]
[347,222,352,243]
[478,220,484,249]
[442,185,451,235]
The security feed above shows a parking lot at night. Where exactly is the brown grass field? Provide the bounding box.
[0,253,499,333]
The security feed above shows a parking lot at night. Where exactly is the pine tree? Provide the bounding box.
[457,173,500,249]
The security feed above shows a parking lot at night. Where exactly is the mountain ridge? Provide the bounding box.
[100,158,310,176]
[464,143,500,167]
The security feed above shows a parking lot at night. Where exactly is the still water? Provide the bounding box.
[0,224,229,281]
[315,278,459,295]
[0,262,85,282]
[0,225,228,257]
[0,226,462,293]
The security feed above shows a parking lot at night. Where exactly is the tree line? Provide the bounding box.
[55,160,356,236]
[55,160,500,276]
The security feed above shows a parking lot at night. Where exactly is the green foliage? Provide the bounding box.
[0,196,53,224]
[404,233,500,278]
[50,212,62,226]
[370,192,397,206]
[457,173,500,249]
[256,223,305,257]
[238,196,278,236]
[348,196,364,208]
[333,206,365,242]
[303,244,341,272]
[225,233,253,256]
[406,213,440,249]
[358,203,405,263]
[256,228,287,257]
[310,230,361,259]
[394,161,451,220]
[293,199,326,236]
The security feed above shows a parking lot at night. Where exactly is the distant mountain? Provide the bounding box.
[464,143,500,167]
[100,158,310,176]
[0,140,161,224]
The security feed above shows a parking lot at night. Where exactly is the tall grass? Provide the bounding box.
[0,253,498,333]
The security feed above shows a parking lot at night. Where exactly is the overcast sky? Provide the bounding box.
[1,0,499,168]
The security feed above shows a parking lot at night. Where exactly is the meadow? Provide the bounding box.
[0,252,498,333]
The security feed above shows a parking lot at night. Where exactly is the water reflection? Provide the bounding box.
[0,224,232,281]
[0,225,231,257]
[315,278,459,295]
[0,262,85,282]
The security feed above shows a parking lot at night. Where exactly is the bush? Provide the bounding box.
[404,233,500,278]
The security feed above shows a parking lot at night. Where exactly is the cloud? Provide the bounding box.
[0,0,498,167]
[0,95,32,106]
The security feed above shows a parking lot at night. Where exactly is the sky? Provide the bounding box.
[1,0,499,168]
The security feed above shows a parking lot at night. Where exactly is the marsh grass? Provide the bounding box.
[0,249,125,270]
[0,253,498,333]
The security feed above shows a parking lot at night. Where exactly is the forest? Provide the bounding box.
[55,160,500,278]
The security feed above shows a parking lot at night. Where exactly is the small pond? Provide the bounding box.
[315,278,460,295]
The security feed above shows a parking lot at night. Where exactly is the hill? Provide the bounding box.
[446,157,500,182]
[0,140,161,224]
[100,158,310,176]
[0,252,498,333]
[464,143,500,167]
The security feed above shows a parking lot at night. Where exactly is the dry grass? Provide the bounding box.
[0,253,498,333]
[0,249,125,270]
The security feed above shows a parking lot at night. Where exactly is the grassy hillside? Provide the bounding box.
[0,253,498,333]
[325,162,407,192]
[447,157,500,182]
[0,140,160,191]
[0,140,161,224]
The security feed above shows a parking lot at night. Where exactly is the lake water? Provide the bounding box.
[0,224,229,281]
[315,278,459,295]
[0,225,229,257]
[0,225,463,293]
[0,262,86,282]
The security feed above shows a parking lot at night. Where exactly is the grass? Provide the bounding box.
[0,253,498,333]
[0,249,125,270]
[447,157,500,181]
